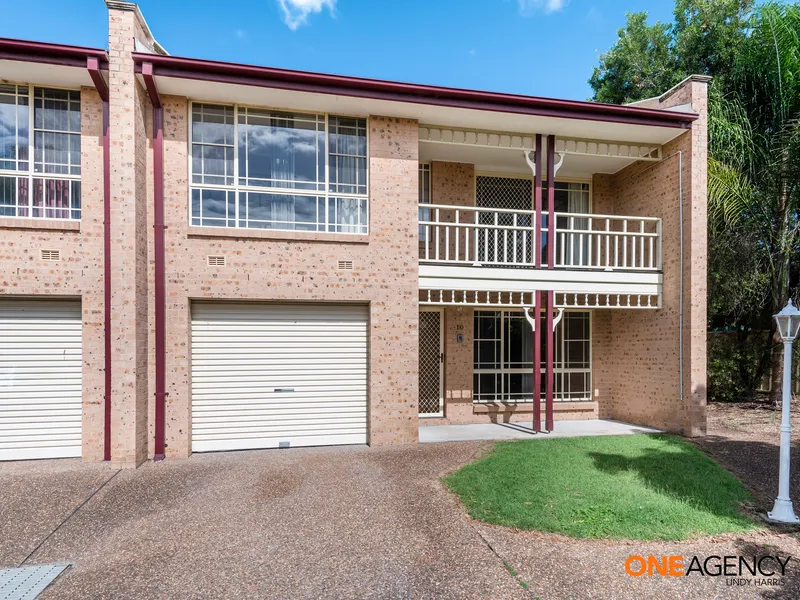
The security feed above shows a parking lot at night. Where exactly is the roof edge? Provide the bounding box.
[627,75,713,107]
[133,53,699,130]
[0,37,109,69]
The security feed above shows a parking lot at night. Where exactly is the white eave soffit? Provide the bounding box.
[418,125,662,162]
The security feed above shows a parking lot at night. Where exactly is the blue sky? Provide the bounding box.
[1,0,675,100]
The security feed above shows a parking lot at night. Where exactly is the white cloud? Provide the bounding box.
[278,0,336,30]
[517,0,568,15]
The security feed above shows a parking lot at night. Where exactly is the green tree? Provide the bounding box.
[672,0,752,87]
[589,12,677,104]
[708,2,800,404]
[589,0,751,103]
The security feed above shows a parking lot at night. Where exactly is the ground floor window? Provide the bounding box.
[473,310,591,403]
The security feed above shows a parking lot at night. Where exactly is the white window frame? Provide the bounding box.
[187,101,370,234]
[0,83,82,221]
[473,308,592,403]
[418,162,431,241]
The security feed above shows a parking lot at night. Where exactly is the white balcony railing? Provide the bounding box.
[419,204,661,271]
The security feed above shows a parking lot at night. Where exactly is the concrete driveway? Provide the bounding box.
[3,433,800,599]
[0,442,528,600]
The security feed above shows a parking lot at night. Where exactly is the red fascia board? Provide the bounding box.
[0,37,109,70]
[132,53,698,129]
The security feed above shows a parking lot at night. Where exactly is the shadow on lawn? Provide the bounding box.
[693,435,800,511]
[586,435,755,527]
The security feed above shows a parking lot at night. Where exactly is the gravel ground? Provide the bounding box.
[1,405,798,599]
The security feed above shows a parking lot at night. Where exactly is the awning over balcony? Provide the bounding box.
[418,125,664,179]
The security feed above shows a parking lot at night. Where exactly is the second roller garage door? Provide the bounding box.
[191,303,368,452]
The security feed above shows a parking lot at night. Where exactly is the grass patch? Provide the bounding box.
[444,434,758,540]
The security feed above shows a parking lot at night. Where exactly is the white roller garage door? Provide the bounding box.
[0,299,83,461]
[191,303,368,452]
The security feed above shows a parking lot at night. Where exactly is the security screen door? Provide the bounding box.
[418,309,443,416]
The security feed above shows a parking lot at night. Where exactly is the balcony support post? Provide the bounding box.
[536,294,542,433]
[545,136,556,431]
[546,290,555,432]
[533,135,542,268]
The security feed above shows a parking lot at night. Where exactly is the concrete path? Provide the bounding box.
[419,419,662,443]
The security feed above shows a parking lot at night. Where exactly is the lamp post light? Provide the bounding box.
[768,299,800,524]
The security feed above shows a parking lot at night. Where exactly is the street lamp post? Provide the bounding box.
[768,299,800,524]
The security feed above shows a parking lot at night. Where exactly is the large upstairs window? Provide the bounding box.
[190,103,368,234]
[0,85,81,220]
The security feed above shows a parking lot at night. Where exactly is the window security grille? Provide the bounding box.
[473,310,591,403]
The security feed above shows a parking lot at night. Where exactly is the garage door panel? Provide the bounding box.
[194,433,366,453]
[192,392,367,405]
[192,408,366,422]
[194,420,367,436]
[191,303,368,452]
[194,416,367,432]
[0,300,82,461]
[191,379,367,391]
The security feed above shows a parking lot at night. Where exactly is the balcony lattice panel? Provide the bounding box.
[419,289,660,310]
[475,176,534,265]
[418,311,442,415]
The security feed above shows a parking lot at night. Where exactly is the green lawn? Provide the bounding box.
[443,434,758,540]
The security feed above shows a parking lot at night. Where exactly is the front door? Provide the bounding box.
[418,309,444,417]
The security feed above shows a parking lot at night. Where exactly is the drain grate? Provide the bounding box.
[0,564,69,600]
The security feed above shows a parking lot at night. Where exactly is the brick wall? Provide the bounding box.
[157,99,420,456]
[592,77,708,435]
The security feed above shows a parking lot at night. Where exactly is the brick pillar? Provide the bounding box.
[367,117,419,445]
[106,2,154,466]
[79,87,108,461]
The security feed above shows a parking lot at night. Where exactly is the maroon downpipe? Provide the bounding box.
[546,136,556,432]
[546,291,555,432]
[102,100,111,461]
[546,135,556,270]
[153,105,167,461]
[533,292,542,433]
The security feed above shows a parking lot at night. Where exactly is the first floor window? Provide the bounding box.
[473,309,591,402]
[0,84,81,219]
[190,103,368,233]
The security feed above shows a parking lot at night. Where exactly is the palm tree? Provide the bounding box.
[708,1,800,404]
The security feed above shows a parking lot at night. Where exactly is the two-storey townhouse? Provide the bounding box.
[0,1,707,466]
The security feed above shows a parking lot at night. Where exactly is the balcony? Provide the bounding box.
[418,204,663,309]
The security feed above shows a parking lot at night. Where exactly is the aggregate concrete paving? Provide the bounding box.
[2,411,799,599]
